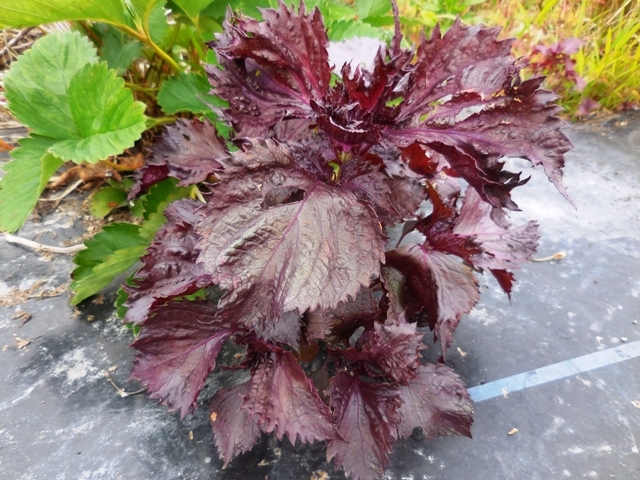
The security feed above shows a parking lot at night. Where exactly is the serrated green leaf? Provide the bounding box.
[128,0,163,18]
[362,15,395,27]
[157,72,226,114]
[0,0,130,29]
[71,222,149,304]
[356,0,391,20]
[47,62,147,163]
[147,1,170,44]
[139,211,168,240]
[71,244,148,304]
[70,178,191,302]
[172,0,214,20]
[201,0,271,21]
[90,186,128,218]
[95,24,143,73]
[115,286,130,319]
[0,136,63,232]
[72,223,148,281]
[328,19,386,41]
[141,177,191,219]
[4,32,98,139]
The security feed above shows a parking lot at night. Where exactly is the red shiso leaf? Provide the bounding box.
[397,363,473,439]
[209,381,261,468]
[130,299,234,418]
[124,199,211,325]
[326,372,401,480]
[243,344,338,444]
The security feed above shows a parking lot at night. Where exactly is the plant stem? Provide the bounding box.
[125,83,160,93]
[146,116,176,128]
[118,25,181,73]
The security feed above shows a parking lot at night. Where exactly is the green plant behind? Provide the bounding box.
[474,0,640,116]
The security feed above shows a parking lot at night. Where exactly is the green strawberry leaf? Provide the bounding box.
[0,0,131,28]
[47,62,147,162]
[157,72,226,114]
[0,136,63,232]
[4,31,98,139]
[90,186,128,218]
[94,24,143,74]
[70,178,191,303]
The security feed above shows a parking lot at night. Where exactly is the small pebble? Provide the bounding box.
[621,337,628,342]
[634,320,638,324]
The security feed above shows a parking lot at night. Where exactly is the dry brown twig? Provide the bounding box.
[532,251,567,262]
[105,366,147,397]
[2,233,86,254]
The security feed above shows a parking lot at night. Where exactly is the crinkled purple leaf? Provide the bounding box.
[243,345,338,444]
[124,200,211,324]
[385,176,425,220]
[395,20,516,122]
[197,147,385,332]
[455,188,540,271]
[397,364,473,439]
[389,78,573,205]
[385,244,479,351]
[305,286,379,343]
[149,118,229,186]
[254,310,301,347]
[397,142,463,204]
[415,183,482,264]
[356,315,425,384]
[381,264,405,320]
[429,141,528,211]
[207,2,329,138]
[326,372,401,480]
[337,158,413,225]
[209,381,261,467]
[129,163,170,199]
[130,299,234,418]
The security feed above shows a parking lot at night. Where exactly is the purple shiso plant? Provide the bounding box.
[123,1,572,478]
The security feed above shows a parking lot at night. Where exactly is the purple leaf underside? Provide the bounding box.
[130,300,234,418]
[397,364,473,439]
[385,244,479,351]
[244,345,338,444]
[124,199,211,325]
[327,372,401,480]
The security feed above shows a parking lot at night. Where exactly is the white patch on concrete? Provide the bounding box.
[597,444,612,453]
[576,376,591,387]
[52,348,100,384]
[0,280,11,296]
[567,446,584,454]
[543,416,565,438]
[467,306,497,326]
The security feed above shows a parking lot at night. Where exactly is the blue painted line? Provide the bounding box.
[468,340,640,402]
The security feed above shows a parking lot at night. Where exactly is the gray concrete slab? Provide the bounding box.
[1,112,640,480]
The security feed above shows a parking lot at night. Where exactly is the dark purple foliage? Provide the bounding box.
[127,2,571,478]
[130,299,234,418]
[124,199,212,324]
[132,118,229,195]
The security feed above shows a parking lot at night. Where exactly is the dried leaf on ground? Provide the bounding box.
[0,281,68,307]
[12,309,32,326]
[15,336,31,349]
[48,162,121,189]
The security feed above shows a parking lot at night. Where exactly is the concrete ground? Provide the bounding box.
[1,111,640,480]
